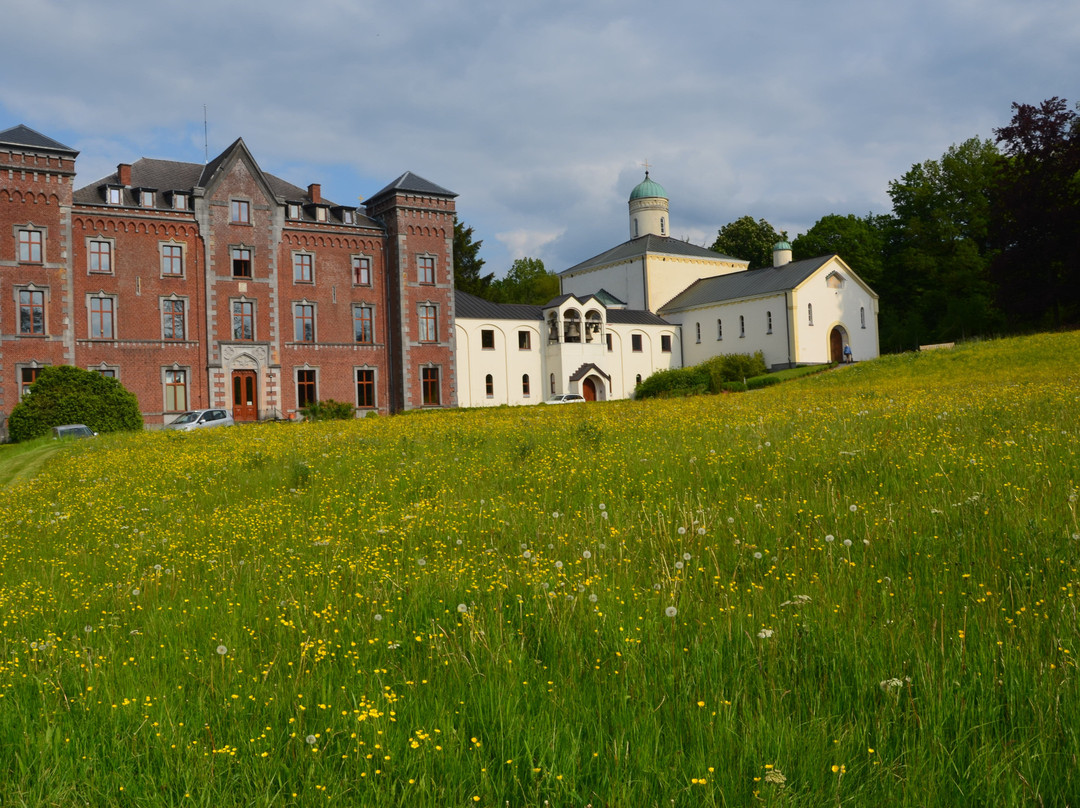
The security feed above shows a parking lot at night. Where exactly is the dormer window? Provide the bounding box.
[287,204,301,220]
[107,187,122,205]
[315,207,327,223]
[342,209,355,225]
[172,193,188,211]
[140,190,155,208]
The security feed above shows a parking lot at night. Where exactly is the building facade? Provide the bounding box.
[0,125,456,433]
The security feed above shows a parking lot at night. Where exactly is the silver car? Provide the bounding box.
[52,424,96,439]
[166,409,235,431]
[545,394,587,404]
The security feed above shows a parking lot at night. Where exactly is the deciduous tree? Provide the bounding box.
[710,216,785,269]
[8,365,143,442]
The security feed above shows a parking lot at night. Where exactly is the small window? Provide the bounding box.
[232,301,254,341]
[315,207,327,222]
[162,244,184,276]
[861,306,866,329]
[232,248,252,278]
[660,217,666,236]
[297,369,317,408]
[165,369,188,412]
[90,297,115,340]
[18,229,43,263]
[172,193,188,211]
[107,187,122,205]
[661,334,672,353]
[422,367,440,406]
[356,368,376,408]
[550,374,556,395]
[481,329,495,350]
[231,200,250,224]
[631,334,643,352]
[89,240,112,273]
[354,305,374,344]
[162,299,185,340]
[419,305,438,342]
[739,315,745,338]
[518,330,531,350]
[20,366,42,397]
[418,256,435,285]
[522,374,530,396]
[766,311,773,334]
[94,367,117,378]
[635,374,642,385]
[717,319,723,340]
[294,304,316,342]
[294,253,314,284]
[808,303,814,326]
[485,374,494,398]
[342,210,355,225]
[19,289,45,335]
[606,333,613,351]
[695,323,700,344]
[353,256,372,286]
[287,204,301,219]
[140,190,155,207]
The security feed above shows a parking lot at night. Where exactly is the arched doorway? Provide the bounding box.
[829,327,846,363]
[582,377,597,401]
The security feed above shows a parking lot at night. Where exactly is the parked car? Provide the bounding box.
[545,394,587,404]
[51,424,96,439]
[166,409,235,431]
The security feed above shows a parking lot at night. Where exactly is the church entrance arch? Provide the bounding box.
[582,378,597,402]
[829,326,847,364]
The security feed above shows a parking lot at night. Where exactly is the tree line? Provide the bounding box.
[456,98,1078,350]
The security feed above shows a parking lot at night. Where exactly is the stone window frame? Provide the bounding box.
[15,283,48,336]
[87,236,115,275]
[160,241,186,278]
[87,292,118,340]
[160,294,189,341]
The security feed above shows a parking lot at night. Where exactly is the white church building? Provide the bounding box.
[454,173,879,406]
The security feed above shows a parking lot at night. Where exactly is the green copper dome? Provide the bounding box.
[773,240,792,251]
[629,172,667,201]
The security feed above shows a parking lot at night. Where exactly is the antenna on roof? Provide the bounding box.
[203,105,208,164]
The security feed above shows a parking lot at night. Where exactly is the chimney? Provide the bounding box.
[308,183,321,204]
[117,163,132,186]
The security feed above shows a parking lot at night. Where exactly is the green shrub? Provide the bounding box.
[7,365,143,442]
[702,352,768,391]
[746,374,782,390]
[634,366,710,399]
[716,380,748,393]
[300,399,355,421]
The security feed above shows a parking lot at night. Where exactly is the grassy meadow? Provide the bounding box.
[2,331,1078,806]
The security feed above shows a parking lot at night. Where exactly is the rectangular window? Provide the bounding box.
[232,248,251,278]
[94,367,117,378]
[695,323,701,344]
[232,301,254,341]
[740,315,746,337]
[717,319,723,340]
[293,253,313,283]
[356,369,376,408]
[172,193,188,211]
[107,187,122,205]
[18,230,43,263]
[19,290,45,335]
[354,305,374,344]
[162,244,184,276]
[481,329,495,350]
[90,297,115,339]
[162,299,186,340]
[518,330,531,350]
[342,210,355,225]
[661,334,672,353]
[20,367,41,397]
[165,369,188,412]
[631,333,643,352]
[606,333,613,351]
[421,367,440,406]
[294,304,316,342]
[287,204,301,219]
[140,190,155,207]
[89,240,112,273]
[315,207,327,222]
[418,256,435,285]
[418,305,438,342]
[297,369,317,408]
[231,199,250,224]
[352,256,371,286]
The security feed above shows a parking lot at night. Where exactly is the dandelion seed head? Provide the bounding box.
[665,606,678,618]
[216,645,228,655]
[849,504,858,512]
[678,527,686,535]
[582,550,592,559]
[683,553,692,561]
[598,503,606,510]
[753,552,763,559]
[757,629,774,639]
[843,539,853,547]
[675,561,684,570]
[727,517,735,524]
[589,594,598,603]
[306,735,317,745]
[373,614,383,622]
[825,534,835,543]
[457,603,468,613]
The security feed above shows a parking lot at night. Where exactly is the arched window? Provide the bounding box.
[860,306,866,329]
[717,319,723,340]
[808,303,814,326]
[695,322,701,343]
[766,311,773,334]
[635,374,642,385]
[563,310,581,343]
[522,374,530,396]
[739,315,745,337]
[485,374,494,398]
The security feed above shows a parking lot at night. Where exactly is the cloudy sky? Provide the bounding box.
[3,0,1076,275]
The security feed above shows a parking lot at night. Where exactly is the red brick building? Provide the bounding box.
[0,125,457,433]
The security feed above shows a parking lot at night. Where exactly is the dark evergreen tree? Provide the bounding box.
[453,220,494,298]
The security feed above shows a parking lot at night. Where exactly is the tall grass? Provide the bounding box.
[1,331,1078,806]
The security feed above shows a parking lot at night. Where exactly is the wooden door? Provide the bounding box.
[232,370,258,422]
[830,329,844,363]
[583,378,597,402]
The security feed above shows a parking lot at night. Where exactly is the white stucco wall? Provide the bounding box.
[669,293,793,369]
[455,318,544,407]
[791,260,880,364]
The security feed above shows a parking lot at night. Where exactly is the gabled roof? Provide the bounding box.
[658,255,834,313]
[454,290,672,326]
[562,234,745,276]
[593,288,627,307]
[0,124,78,155]
[367,171,456,201]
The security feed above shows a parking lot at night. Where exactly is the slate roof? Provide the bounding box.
[562,234,745,275]
[0,124,78,155]
[454,290,671,326]
[71,140,381,228]
[368,171,456,201]
[658,255,834,313]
